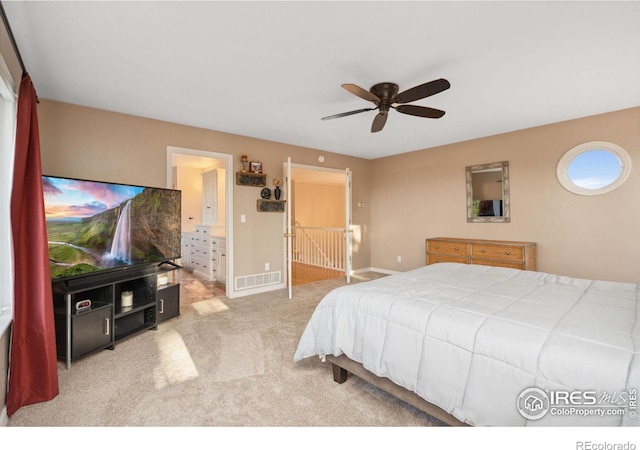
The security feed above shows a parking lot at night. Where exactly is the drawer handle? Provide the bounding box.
[159,299,164,314]
[505,251,511,255]
[435,259,440,263]
[454,247,459,251]
[104,318,110,336]
[435,245,440,249]
[481,249,486,253]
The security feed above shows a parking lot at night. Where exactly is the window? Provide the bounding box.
[0,55,16,335]
[556,141,631,196]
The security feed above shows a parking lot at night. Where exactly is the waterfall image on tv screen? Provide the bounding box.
[43,176,181,280]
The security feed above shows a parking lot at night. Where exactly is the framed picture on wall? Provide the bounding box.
[250,161,263,173]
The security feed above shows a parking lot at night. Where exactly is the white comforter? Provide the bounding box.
[294,263,640,426]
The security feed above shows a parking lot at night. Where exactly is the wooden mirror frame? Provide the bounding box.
[466,161,510,223]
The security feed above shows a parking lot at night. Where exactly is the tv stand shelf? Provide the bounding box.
[53,262,182,369]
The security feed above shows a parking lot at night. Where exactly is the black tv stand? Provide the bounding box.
[52,261,181,368]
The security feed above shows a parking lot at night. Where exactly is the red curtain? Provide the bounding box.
[7,73,59,416]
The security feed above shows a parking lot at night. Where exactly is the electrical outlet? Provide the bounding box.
[265,263,270,271]
[397,256,402,263]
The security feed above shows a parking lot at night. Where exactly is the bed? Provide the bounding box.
[293,262,639,426]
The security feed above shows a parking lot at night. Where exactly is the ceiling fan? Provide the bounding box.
[321,78,450,133]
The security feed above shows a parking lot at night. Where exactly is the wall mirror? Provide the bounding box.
[466,161,510,223]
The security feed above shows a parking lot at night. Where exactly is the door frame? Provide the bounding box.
[283,160,353,297]
[166,146,234,298]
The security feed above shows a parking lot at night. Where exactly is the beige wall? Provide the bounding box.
[371,107,640,283]
[34,100,640,286]
[293,182,345,228]
[176,165,204,232]
[37,99,373,286]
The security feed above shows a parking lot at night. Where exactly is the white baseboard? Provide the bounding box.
[228,281,286,299]
[355,267,401,276]
[0,406,7,427]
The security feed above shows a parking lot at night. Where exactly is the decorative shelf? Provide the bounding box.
[236,171,267,187]
[257,199,286,212]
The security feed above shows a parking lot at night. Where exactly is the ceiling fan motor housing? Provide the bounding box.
[370,82,399,105]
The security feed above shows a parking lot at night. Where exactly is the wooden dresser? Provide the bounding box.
[425,237,536,271]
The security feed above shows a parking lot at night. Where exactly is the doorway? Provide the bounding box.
[287,164,351,287]
[166,146,233,298]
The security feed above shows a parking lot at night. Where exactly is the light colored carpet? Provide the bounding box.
[7,271,446,428]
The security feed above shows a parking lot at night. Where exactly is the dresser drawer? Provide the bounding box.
[471,258,525,270]
[426,254,468,265]
[427,240,469,256]
[191,256,210,271]
[190,245,210,259]
[195,225,211,235]
[470,243,523,261]
[210,238,225,249]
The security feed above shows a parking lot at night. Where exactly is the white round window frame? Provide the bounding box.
[556,141,632,196]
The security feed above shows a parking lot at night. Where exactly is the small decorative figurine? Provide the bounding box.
[273,177,282,200]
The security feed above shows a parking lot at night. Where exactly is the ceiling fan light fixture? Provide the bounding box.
[323,78,449,133]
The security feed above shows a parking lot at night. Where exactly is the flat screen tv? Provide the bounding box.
[43,175,181,281]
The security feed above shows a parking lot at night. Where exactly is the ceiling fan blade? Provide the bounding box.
[321,107,376,121]
[371,112,388,133]
[393,78,450,104]
[395,104,446,119]
[342,84,380,103]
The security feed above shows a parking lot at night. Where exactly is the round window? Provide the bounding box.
[556,141,631,195]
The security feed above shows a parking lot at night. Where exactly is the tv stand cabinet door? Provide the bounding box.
[71,306,113,359]
[157,284,180,323]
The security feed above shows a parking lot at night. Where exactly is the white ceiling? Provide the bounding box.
[4,1,640,160]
